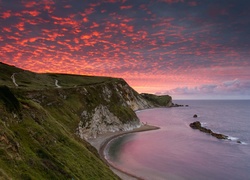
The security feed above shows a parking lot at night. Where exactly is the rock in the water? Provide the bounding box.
[211,132,228,139]
[189,121,201,128]
[193,114,198,118]
[171,103,184,107]
[189,121,228,140]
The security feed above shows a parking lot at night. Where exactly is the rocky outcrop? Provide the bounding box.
[16,80,158,140]
[19,78,157,139]
[190,121,228,139]
[2,62,164,179]
[75,79,155,139]
[0,62,171,140]
[77,105,141,139]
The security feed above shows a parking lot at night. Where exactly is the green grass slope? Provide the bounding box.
[0,62,172,179]
[0,62,114,89]
[0,62,122,179]
[141,93,172,107]
[0,85,119,180]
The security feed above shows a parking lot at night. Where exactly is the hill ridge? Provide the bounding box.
[0,62,172,179]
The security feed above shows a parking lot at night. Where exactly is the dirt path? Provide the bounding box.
[55,79,61,88]
[11,73,18,87]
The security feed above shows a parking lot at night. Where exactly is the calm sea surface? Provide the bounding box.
[105,100,250,180]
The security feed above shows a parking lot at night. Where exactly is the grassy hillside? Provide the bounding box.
[0,85,120,180]
[141,93,172,107]
[0,62,115,90]
[0,62,122,179]
[0,62,172,179]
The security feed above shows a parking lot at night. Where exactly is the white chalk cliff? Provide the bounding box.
[76,79,155,139]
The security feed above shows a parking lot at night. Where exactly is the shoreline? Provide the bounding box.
[87,124,160,180]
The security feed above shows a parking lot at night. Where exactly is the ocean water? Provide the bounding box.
[105,100,250,180]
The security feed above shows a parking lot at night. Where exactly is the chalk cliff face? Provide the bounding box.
[0,62,171,140]
[15,77,155,140]
[77,105,140,139]
[0,62,172,179]
[74,79,154,139]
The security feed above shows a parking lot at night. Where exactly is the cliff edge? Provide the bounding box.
[0,62,172,179]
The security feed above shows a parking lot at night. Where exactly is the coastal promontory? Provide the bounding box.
[0,62,172,179]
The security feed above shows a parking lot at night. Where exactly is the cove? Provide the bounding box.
[105,105,250,180]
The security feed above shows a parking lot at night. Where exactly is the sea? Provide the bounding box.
[105,100,250,180]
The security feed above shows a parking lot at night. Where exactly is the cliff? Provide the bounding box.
[141,93,173,107]
[0,62,172,179]
[0,86,120,179]
[20,78,155,139]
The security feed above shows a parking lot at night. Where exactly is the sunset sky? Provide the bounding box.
[1,0,250,99]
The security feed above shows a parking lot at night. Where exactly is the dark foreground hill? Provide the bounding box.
[0,62,172,179]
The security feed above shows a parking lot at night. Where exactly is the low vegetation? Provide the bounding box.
[0,62,114,90]
[141,93,172,107]
[0,62,122,179]
[0,62,172,179]
[0,85,120,179]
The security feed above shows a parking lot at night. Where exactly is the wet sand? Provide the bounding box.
[87,124,160,180]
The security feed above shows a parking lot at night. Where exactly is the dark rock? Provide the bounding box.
[171,103,184,107]
[193,114,198,118]
[211,132,228,139]
[189,121,201,129]
[189,121,228,140]
[200,127,213,134]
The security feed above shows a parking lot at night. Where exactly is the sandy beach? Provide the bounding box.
[87,124,160,180]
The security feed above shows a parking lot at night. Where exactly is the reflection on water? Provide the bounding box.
[107,134,136,162]
[105,103,250,180]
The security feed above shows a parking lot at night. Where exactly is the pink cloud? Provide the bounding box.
[3,27,12,32]
[120,5,133,10]
[22,10,41,17]
[22,1,38,8]
[15,22,25,31]
[1,11,11,19]
[158,79,250,98]
[0,0,249,99]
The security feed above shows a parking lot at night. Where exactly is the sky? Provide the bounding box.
[0,0,250,99]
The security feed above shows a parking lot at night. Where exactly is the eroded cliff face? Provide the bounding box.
[19,78,155,140]
[0,62,172,179]
[1,62,171,140]
[0,85,120,179]
[74,79,155,139]
[77,105,141,139]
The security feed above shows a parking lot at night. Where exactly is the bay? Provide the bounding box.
[105,100,250,180]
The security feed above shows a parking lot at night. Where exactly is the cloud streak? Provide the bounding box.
[0,0,249,99]
[159,79,250,99]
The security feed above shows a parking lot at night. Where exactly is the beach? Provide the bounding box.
[87,124,160,180]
